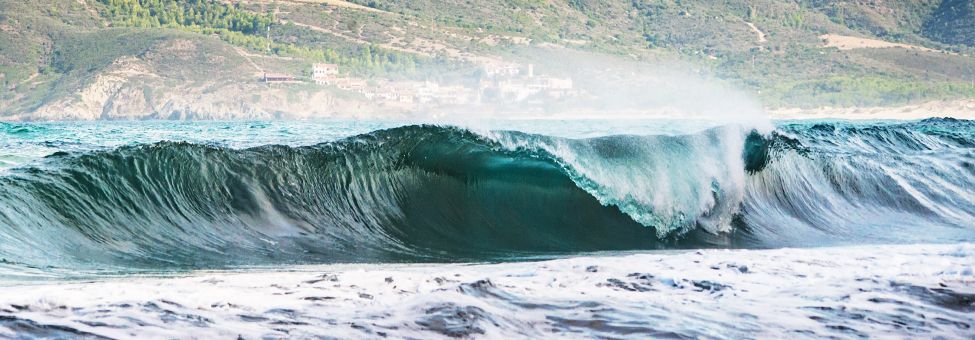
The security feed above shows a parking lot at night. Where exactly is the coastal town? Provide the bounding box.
[263,61,577,109]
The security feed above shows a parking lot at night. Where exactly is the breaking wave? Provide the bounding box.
[0,119,973,272]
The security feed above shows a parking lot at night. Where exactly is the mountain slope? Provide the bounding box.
[0,1,376,120]
[1,0,974,120]
[924,0,975,46]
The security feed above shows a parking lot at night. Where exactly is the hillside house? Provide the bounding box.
[333,78,367,92]
[263,72,296,83]
[483,63,521,77]
[312,63,339,85]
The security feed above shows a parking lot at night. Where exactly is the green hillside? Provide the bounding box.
[924,0,975,46]
[1,0,974,119]
[0,1,259,114]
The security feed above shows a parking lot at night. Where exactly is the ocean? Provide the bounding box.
[0,118,972,338]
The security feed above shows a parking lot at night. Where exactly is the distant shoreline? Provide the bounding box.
[3,99,975,122]
[768,99,975,120]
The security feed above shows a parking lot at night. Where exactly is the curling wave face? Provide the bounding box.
[0,119,973,273]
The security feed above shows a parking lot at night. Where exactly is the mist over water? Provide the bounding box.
[413,49,773,133]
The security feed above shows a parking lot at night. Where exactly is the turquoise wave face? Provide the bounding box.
[0,119,973,275]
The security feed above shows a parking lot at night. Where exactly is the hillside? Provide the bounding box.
[1,0,974,120]
[923,0,975,46]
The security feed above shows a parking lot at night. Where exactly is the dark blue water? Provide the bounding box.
[0,118,973,275]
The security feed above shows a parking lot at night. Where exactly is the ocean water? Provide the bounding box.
[0,118,973,338]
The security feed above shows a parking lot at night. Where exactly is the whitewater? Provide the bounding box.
[0,118,973,338]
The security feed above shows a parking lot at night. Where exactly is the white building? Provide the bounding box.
[312,64,339,85]
[483,63,521,77]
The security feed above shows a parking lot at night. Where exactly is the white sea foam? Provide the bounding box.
[1,243,972,338]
